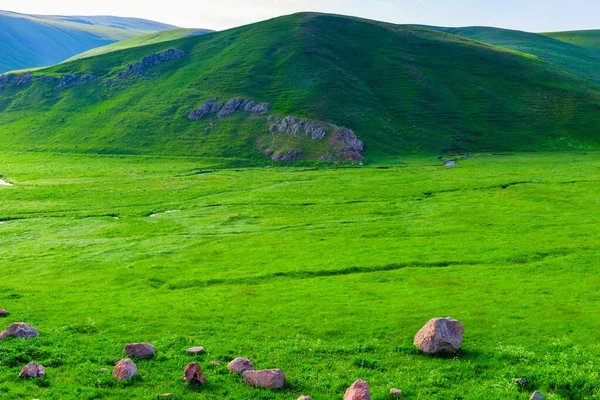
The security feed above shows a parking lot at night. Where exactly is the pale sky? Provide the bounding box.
[0,0,598,32]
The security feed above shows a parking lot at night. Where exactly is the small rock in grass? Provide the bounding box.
[158,394,174,399]
[183,362,206,384]
[444,160,456,167]
[413,317,464,354]
[100,368,109,373]
[390,388,402,396]
[113,358,137,380]
[125,343,155,359]
[0,322,39,340]
[515,377,527,385]
[210,360,221,366]
[242,368,286,389]
[186,346,205,355]
[530,392,545,400]
[344,379,371,400]
[19,362,45,378]
[227,357,254,374]
[297,396,313,400]
[0,309,8,317]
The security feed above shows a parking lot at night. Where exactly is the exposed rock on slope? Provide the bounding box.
[117,48,185,79]
[55,74,96,89]
[188,97,271,120]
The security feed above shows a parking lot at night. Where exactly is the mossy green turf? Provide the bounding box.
[1,151,600,399]
[1,13,600,160]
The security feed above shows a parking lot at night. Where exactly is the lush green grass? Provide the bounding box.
[1,151,600,399]
[1,13,600,161]
[65,29,213,62]
[0,10,176,73]
[544,30,600,51]
[419,25,600,85]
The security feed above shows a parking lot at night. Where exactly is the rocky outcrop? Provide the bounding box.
[113,358,137,380]
[55,74,96,89]
[0,322,39,340]
[414,317,464,354]
[269,116,327,140]
[189,97,270,120]
[19,362,45,378]
[242,369,286,389]
[271,150,302,161]
[227,357,254,374]
[117,49,185,80]
[328,127,365,161]
[0,73,33,90]
[124,343,156,359]
[183,362,206,384]
[344,379,371,400]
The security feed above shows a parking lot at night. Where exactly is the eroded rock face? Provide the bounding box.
[413,317,464,354]
[189,97,270,120]
[124,343,156,359]
[271,150,302,162]
[19,362,45,378]
[0,322,39,340]
[112,358,137,380]
[55,74,96,89]
[117,49,185,79]
[227,357,254,374]
[329,127,365,161]
[269,116,327,141]
[183,362,206,384]
[242,369,286,389]
[344,379,371,400]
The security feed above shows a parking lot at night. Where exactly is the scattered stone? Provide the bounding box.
[227,357,254,374]
[271,150,302,162]
[297,396,313,400]
[530,392,545,400]
[413,317,464,354]
[242,368,286,389]
[0,309,8,317]
[100,368,109,373]
[0,322,39,340]
[210,360,221,366]
[515,377,528,385]
[55,74,96,89]
[183,362,206,384]
[444,160,456,167]
[390,388,402,396]
[19,362,45,378]
[124,343,156,359]
[187,346,205,355]
[113,358,138,380]
[344,379,371,400]
[158,394,174,399]
[116,49,185,80]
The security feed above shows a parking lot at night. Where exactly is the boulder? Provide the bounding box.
[530,392,545,400]
[112,358,138,380]
[0,309,8,317]
[390,388,402,396]
[183,362,206,384]
[413,317,464,354]
[242,368,286,389]
[227,357,254,374]
[0,322,39,340]
[344,379,371,400]
[19,362,45,378]
[187,346,205,355]
[124,343,155,359]
[189,97,224,120]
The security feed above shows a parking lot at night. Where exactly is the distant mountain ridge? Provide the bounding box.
[0,9,178,73]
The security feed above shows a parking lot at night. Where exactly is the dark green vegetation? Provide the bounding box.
[65,29,213,62]
[421,25,600,85]
[1,13,600,161]
[1,152,600,399]
[0,9,176,73]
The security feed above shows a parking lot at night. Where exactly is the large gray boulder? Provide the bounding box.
[113,358,138,380]
[19,362,45,378]
[124,343,156,359]
[414,317,464,354]
[0,322,39,340]
[242,368,286,389]
[227,357,254,374]
[344,379,371,400]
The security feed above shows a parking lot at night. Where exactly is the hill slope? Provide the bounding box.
[1,13,599,161]
[0,10,177,73]
[65,28,213,62]
[544,30,600,51]
[418,25,600,85]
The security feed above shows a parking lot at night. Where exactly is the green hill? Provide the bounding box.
[544,30,600,51]
[1,13,600,162]
[417,25,600,85]
[0,9,177,73]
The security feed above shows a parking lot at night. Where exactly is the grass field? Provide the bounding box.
[1,151,600,399]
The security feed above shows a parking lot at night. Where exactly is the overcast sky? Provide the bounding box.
[1,0,598,32]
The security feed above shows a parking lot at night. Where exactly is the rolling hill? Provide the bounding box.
[417,25,600,85]
[1,13,599,162]
[0,9,177,73]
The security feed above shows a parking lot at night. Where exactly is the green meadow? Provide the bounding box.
[1,151,599,399]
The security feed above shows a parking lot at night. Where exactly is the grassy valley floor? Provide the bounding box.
[0,152,599,399]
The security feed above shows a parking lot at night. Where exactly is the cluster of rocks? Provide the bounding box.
[55,74,96,89]
[0,71,96,91]
[268,115,327,140]
[0,72,33,89]
[117,49,185,80]
[188,97,271,120]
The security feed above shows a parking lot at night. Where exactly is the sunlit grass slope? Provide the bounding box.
[544,29,600,51]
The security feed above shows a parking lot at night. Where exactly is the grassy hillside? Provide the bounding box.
[1,151,600,399]
[418,25,600,85]
[1,13,599,162]
[66,29,213,62]
[0,10,177,73]
[544,30,600,50]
